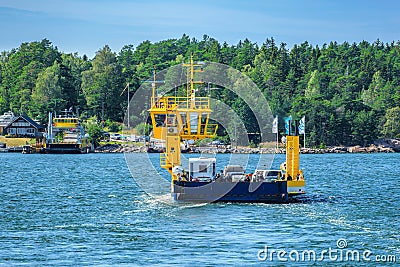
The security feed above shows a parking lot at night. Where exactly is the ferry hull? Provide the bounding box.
[44,143,90,154]
[172,180,288,203]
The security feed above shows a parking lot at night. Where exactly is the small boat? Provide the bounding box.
[148,57,305,203]
[44,110,91,154]
[0,142,8,153]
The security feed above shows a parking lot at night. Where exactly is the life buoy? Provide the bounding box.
[280,162,286,171]
[297,173,303,180]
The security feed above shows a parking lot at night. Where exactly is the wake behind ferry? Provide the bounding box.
[147,57,305,203]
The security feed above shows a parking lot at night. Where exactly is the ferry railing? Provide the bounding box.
[180,123,218,139]
[151,97,210,110]
[206,124,218,136]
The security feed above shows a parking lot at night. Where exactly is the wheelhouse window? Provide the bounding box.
[154,114,166,127]
[199,164,208,173]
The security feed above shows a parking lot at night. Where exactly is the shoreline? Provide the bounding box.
[2,139,398,154]
[94,142,399,154]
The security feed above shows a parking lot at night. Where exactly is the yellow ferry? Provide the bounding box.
[44,110,91,154]
[148,57,305,202]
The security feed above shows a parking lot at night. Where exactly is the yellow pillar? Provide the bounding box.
[286,135,300,180]
[165,131,181,180]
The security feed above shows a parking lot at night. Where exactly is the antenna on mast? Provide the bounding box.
[182,55,204,108]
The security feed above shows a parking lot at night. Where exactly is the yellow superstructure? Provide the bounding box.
[53,117,79,129]
[149,56,218,179]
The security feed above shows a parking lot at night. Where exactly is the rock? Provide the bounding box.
[377,145,395,153]
[374,138,400,152]
[348,145,362,153]
[365,145,376,153]
[93,140,400,154]
[331,146,348,153]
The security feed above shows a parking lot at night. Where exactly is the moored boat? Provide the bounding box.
[44,111,91,154]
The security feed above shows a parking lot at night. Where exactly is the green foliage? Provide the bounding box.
[30,61,64,122]
[0,36,399,146]
[135,122,152,136]
[195,138,213,147]
[86,123,103,147]
[104,120,121,132]
[217,135,231,145]
[81,45,124,121]
[382,107,400,138]
[0,39,61,115]
[249,140,257,148]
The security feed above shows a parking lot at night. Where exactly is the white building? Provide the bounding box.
[0,111,15,134]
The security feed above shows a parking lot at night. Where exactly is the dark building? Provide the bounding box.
[4,115,45,137]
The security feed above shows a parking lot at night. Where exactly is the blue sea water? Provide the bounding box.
[0,152,399,266]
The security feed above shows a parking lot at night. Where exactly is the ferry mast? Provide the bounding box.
[148,56,217,180]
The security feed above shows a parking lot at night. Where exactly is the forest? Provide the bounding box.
[0,35,399,147]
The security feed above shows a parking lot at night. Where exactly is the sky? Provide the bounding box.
[1,0,400,58]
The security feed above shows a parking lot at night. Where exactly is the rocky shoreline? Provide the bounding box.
[95,139,400,154]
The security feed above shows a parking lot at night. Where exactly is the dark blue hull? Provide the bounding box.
[172,180,288,203]
[44,143,89,154]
